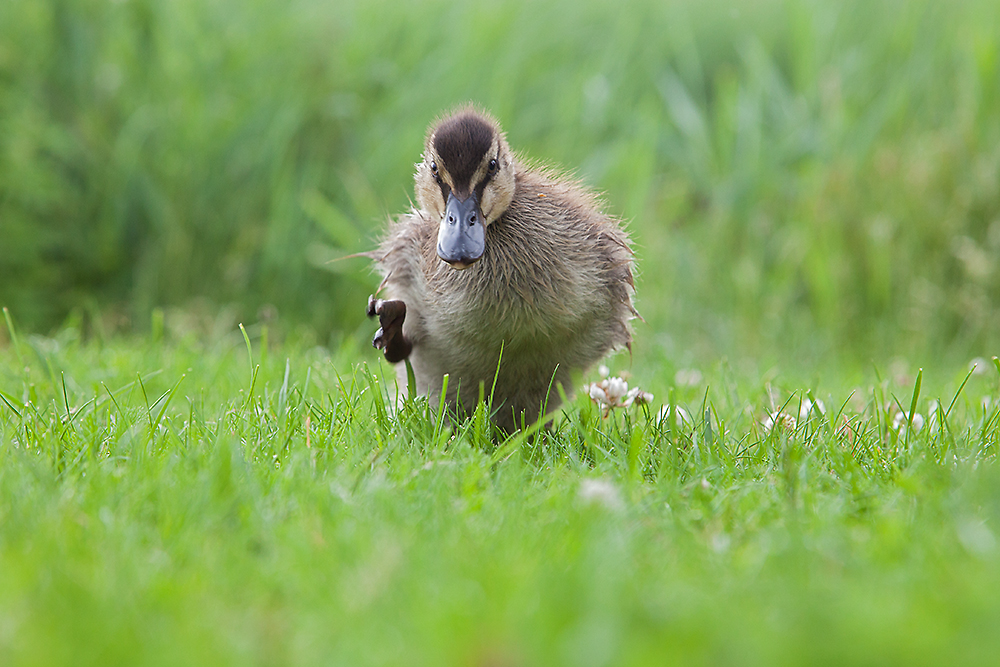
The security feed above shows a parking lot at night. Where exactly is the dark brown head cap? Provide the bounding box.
[431,110,499,192]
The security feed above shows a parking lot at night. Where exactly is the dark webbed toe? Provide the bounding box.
[366,296,412,363]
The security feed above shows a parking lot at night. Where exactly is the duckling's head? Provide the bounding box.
[415,108,516,269]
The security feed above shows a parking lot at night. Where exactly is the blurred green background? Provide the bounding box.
[1,0,998,364]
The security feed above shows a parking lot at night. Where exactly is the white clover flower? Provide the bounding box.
[891,410,924,434]
[764,395,824,433]
[763,411,796,434]
[587,383,608,405]
[927,400,942,434]
[657,404,693,427]
[674,368,703,387]
[584,376,653,414]
[604,376,629,402]
[798,398,826,421]
[597,364,610,378]
[578,478,624,511]
[709,532,731,554]
[957,517,997,557]
[623,386,654,408]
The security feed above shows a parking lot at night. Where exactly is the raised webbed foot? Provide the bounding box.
[367,295,412,363]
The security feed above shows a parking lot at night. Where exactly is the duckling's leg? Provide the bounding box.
[367,295,412,363]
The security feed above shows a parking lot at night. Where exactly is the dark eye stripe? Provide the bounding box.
[474,176,490,200]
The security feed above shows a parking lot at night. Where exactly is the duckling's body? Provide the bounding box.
[370,109,635,432]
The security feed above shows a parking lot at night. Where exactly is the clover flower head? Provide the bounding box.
[891,410,924,434]
[604,376,629,403]
[624,386,654,408]
[798,398,826,421]
[763,411,797,434]
[584,376,653,415]
[578,478,624,510]
[674,368,703,387]
[657,404,693,427]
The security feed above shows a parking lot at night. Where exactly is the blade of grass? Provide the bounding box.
[944,366,976,421]
[433,373,450,443]
[152,374,186,435]
[488,341,505,407]
[490,407,560,466]
[405,358,417,401]
[2,307,23,367]
[137,373,153,434]
[239,323,254,376]
[905,368,922,450]
[60,372,71,423]
[0,389,21,418]
[101,382,128,428]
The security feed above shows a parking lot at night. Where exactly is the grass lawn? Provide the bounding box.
[1,317,998,666]
[2,0,1000,663]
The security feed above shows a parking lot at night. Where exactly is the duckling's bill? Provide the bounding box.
[436,191,485,269]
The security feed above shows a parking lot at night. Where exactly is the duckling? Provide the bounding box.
[368,107,636,433]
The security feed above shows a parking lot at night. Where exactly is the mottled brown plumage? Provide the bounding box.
[369,107,636,432]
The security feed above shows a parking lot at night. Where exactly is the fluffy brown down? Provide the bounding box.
[372,111,636,432]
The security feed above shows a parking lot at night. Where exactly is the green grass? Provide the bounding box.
[3,0,1000,663]
[2,0,999,363]
[1,318,999,665]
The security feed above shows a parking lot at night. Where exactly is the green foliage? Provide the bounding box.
[1,0,998,361]
[1,329,999,664]
[4,3,1000,659]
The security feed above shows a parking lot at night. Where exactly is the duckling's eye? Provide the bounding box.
[429,162,444,185]
[488,159,498,172]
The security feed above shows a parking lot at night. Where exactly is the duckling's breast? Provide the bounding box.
[421,190,626,377]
